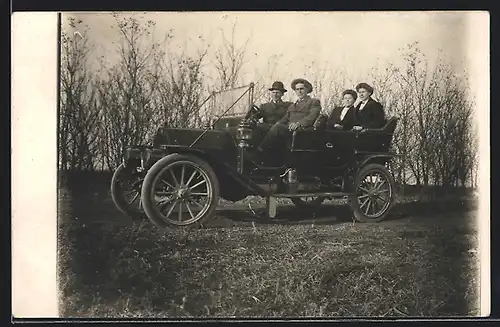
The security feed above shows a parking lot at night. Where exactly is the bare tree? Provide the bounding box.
[94,14,167,170]
[213,21,251,91]
[389,43,478,198]
[158,37,209,128]
[60,18,100,172]
[251,54,286,104]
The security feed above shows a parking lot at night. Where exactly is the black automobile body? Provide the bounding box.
[111,94,399,228]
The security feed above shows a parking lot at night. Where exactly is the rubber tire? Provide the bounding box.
[140,153,220,229]
[348,163,395,223]
[110,163,144,220]
[291,196,326,209]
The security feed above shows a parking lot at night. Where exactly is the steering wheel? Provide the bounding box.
[244,104,260,122]
[250,104,260,114]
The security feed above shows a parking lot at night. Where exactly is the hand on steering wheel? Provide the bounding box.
[245,104,260,121]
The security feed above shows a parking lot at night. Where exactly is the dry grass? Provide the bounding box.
[57,200,479,318]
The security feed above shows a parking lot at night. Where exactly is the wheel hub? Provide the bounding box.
[176,186,190,200]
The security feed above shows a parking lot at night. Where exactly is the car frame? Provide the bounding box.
[111,85,399,228]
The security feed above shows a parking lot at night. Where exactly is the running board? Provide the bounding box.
[271,192,353,198]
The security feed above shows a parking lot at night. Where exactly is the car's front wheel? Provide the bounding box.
[140,153,219,229]
[348,163,395,222]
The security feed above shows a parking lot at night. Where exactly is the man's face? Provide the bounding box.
[342,94,356,107]
[270,90,283,102]
[357,88,371,101]
[294,83,307,99]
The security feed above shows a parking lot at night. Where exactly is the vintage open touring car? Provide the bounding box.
[110,83,399,229]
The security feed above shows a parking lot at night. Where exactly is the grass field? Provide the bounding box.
[57,188,480,318]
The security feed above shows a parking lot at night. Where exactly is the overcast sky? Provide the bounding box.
[63,11,487,103]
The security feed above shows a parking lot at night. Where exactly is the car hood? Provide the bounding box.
[153,127,237,150]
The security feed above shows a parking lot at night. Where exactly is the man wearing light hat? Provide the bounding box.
[257,78,321,153]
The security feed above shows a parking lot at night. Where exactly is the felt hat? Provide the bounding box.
[268,81,287,93]
[291,78,313,93]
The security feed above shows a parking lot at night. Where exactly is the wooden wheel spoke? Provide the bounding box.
[126,192,139,204]
[375,195,386,205]
[163,200,178,219]
[358,194,369,200]
[160,179,175,189]
[374,180,387,191]
[376,194,388,203]
[178,201,183,221]
[186,170,197,187]
[180,165,186,186]
[190,179,207,190]
[360,197,369,209]
[373,175,384,189]
[155,191,176,196]
[123,189,137,197]
[186,201,195,220]
[157,197,175,207]
[365,199,372,215]
[372,199,379,213]
[131,179,143,188]
[189,199,205,209]
[359,186,370,193]
[170,170,179,186]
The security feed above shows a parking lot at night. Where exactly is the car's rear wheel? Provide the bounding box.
[110,163,144,220]
[291,196,326,209]
[140,153,219,229]
[348,163,395,222]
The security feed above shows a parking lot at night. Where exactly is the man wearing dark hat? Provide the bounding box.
[353,82,386,130]
[256,78,321,153]
[248,81,293,126]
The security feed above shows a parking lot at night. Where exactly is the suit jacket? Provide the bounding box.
[326,106,356,130]
[278,96,321,127]
[252,100,293,124]
[354,98,386,129]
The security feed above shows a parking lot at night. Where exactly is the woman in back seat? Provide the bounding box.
[314,89,357,131]
[352,83,386,130]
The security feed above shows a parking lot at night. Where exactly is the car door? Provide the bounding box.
[318,130,357,167]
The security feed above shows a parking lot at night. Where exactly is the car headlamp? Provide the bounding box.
[122,148,130,167]
[140,149,152,169]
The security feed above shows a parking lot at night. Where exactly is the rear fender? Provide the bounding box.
[356,153,397,169]
[342,154,396,193]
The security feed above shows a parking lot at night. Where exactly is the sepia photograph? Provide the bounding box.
[16,11,490,318]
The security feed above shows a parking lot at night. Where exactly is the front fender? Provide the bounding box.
[146,147,266,199]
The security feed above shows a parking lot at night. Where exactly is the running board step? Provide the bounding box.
[271,192,353,198]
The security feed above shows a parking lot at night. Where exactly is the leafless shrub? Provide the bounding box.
[59,18,100,172]
[59,20,478,194]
